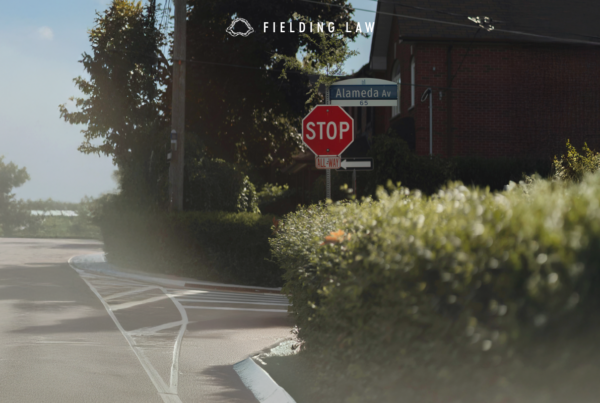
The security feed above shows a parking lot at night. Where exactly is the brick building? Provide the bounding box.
[364,0,600,158]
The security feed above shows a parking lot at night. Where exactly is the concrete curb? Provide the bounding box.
[233,358,296,403]
[70,253,282,294]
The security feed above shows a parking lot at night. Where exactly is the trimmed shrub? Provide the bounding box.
[453,156,551,191]
[271,173,600,402]
[366,133,453,195]
[100,208,283,287]
[365,131,552,196]
[310,169,353,202]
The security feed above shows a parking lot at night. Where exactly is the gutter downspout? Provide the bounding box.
[447,45,453,157]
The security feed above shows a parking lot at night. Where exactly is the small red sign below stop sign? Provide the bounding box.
[302,105,354,156]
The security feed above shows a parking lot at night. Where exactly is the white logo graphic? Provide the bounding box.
[226,18,254,37]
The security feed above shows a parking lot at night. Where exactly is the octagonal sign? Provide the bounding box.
[302,105,354,156]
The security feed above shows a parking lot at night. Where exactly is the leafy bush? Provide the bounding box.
[271,174,600,402]
[366,132,453,195]
[553,140,600,182]
[100,207,283,287]
[0,156,30,236]
[257,183,298,216]
[310,170,353,202]
[185,158,259,213]
[453,156,551,191]
[365,131,552,196]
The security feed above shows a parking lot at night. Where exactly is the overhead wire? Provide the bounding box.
[366,0,600,42]
[103,0,600,94]
[298,0,600,46]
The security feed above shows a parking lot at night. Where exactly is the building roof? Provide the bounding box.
[30,210,78,217]
[371,0,600,70]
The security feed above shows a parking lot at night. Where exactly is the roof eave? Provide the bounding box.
[369,1,394,71]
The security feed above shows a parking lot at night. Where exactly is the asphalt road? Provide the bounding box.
[0,238,292,403]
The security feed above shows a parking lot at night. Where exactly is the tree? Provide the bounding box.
[60,0,363,209]
[0,157,30,236]
[184,0,362,174]
[59,0,169,207]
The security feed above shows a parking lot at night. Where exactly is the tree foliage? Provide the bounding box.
[59,0,169,207]
[184,0,362,171]
[0,157,30,235]
[60,0,362,209]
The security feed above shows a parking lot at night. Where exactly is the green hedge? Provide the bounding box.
[453,156,551,191]
[100,209,283,287]
[366,134,453,195]
[365,132,551,195]
[270,174,600,402]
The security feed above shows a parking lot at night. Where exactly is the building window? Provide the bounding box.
[410,56,416,108]
[391,60,401,117]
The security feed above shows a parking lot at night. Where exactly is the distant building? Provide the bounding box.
[30,210,78,217]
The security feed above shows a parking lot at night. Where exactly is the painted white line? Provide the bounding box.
[181,306,288,313]
[104,286,159,301]
[71,254,282,293]
[109,294,171,311]
[177,295,289,303]
[91,279,147,287]
[174,294,289,303]
[233,358,296,403]
[166,288,285,298]
[128,321,185,337]
[68,257,182,403]
[159,286,188,393]
[177,298,290,306]
[169,290,290,302]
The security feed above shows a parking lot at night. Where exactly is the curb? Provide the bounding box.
[70,253,283,294]
[233,358,296,403]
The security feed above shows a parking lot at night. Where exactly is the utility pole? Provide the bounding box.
[169,0,186,210]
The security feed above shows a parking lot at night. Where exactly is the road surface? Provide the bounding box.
[0,238,292,403]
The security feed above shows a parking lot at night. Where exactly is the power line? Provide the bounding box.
[449,28,481,87]
[298,0,600,46]
[367,0,600,42]
[100,47,475,93]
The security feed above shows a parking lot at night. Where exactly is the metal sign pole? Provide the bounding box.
[429,88,433,157]
[421,88,433,158]
[353,169,357,197]
[325,85,331,200]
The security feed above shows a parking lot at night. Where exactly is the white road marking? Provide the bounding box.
[181,306,288,313]
[110,294,172,311]
[177,298,290,306]
[175,294,289,303]
[128,321,185,337]
[166,288,286,298]
[168,289,290,303]
[69,258,185,403]
[71,255,290,402]
[104,286,159,301]
[159,285,188,392]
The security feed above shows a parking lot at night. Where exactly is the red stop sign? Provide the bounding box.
[302,105,354,156]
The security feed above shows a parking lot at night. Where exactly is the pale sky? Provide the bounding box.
[3,0,375,202]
